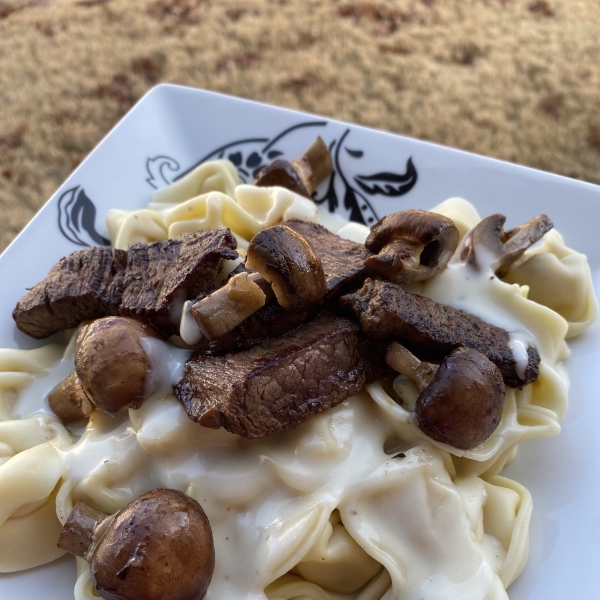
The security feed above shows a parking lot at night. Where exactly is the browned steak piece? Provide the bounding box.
[13,247,127,339]
[120,230,238,335]
[339,279,539,388]
[176,313,384,438]
[193,221,373,354]
[285,219,372,298]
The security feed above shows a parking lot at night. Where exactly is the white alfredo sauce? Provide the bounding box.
[48,253,536,600]
[13,213,559,600]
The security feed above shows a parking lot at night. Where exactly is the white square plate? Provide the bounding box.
[1,85,599,599]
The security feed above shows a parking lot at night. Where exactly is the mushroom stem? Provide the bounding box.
[385,342,438,392]
[57,500,114,562]
[191,271,268,339]
[460,213,553,278]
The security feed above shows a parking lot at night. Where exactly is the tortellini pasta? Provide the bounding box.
[0,160,596,600]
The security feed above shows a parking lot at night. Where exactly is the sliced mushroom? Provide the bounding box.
[415,347,505,450]
[254,136,333,197]
[246,225,327,311]
[57,489,215,600]
[364,210,459,283]
[47,371,95,424]
[191,272,270,340]
[75,316,167,414]
[460,213,553,278]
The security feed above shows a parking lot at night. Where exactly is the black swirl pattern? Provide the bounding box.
[57,186,110,247]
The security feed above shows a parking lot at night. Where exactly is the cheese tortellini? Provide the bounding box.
[0,160,596,600]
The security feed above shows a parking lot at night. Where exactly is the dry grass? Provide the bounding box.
[1,0,599,252]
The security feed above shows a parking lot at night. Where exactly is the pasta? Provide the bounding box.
[0,157,596,599]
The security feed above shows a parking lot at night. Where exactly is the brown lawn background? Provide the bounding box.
[1,0,599,253]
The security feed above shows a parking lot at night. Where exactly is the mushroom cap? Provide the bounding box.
[90,489,215,600]
[460,213,553,278]
[246,224,327,311]
[75,316,165,414]
[254,159,310,197]
[365,210,459,283]
[48,370,95,423]
[415,346,505,450]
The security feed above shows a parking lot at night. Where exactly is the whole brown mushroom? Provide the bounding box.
[57,489,215,600]
[415,346,505,450]
[75,316,167,414]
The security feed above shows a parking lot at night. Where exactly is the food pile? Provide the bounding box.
[2,139,597,600]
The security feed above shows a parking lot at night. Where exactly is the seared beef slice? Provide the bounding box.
[340,279,539,388]
[120,230,238,335]
[176,313,382,438]
[13,247,127,339]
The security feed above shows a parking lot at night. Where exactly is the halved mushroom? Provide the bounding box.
[460,213,553,278]
[246,225,327,311]
[254,136,333,198]
[387,343,505,450]
[57,488,215,600]
[47,371,95,424]
[364,210,459,283]
[191,271,271,340]
[75,316,167,414]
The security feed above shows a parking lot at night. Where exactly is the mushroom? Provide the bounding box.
[75,316,167,414]
[57,488,215,600]
[191,271,272,340]
[364,210,459,284]
[254,136,334,198]
[387,343,505,450]
[48,371,95,423]
[246,224,327,311]
[460,213,553,278]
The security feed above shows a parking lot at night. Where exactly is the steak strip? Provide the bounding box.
[13,247,127,339]
[120,229,238,335]
[13,230,238,339]
[339,279,539,388]
[193,220,373,354]
[176,313,384,438]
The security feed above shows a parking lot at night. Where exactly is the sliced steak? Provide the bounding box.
[120,230,238,335]
[13,247,127,339]
[176,313,384,438]
[339,279,539,388]
[193,221,373,354]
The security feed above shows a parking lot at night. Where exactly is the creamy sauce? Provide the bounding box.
[46,249,543,599]
[180,300,204,346]
[5,199,572,599]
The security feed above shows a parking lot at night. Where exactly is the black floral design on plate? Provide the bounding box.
[146,120,418,225]
[313,130,418,225]
[146,155,181,189]
[57,186,110,247]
